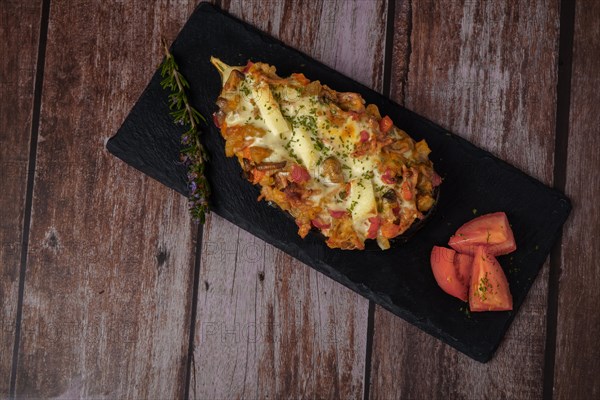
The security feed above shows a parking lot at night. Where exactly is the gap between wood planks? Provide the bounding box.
[9,0,51,397]
[543,0,576,399]
[183,224,203,400]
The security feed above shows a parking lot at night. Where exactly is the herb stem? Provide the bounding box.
[160,38,210,223]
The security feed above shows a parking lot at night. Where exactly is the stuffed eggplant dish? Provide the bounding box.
[211,57,440,250]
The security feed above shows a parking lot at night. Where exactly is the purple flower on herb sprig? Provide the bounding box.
[160,38,210,223]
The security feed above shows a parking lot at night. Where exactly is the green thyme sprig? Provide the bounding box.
[160,38,210,223]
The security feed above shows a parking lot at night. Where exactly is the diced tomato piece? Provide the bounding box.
[212,112,221,128]
[243,61,254,73]
[430,246,470,301]
[359,130,370,142]
[366,216,380,239]
[469,246,513,312]
[290,164,311,183]
[311,218,331,230]
[329,209,347,219]
[432,172,442,187]
[448,212,516,256]
[381,168,396,185]
[400,180,413,201]
[379,115,393,133]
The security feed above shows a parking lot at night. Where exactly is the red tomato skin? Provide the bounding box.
[469,246,513,312]
[379,115,393,133]
[359,130,370,142]
[366,216,380,239]
[432,172,442,187]
[430,246,469,301]
[448,212,516,256]
[311,218,330,230]
[290,164,311,183]
[381,168,396,184]
[400,180,413,200]
[243,61,254,73]
[455,253,473,284]
[329,209,347,219]
[212,112,222,128]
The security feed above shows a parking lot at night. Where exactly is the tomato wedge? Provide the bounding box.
[448,212,516,256]
[455,253,473,285]
[469,246,513,312]
[430,246,473,301]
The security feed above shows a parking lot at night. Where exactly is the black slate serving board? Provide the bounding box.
[106,2,571,362]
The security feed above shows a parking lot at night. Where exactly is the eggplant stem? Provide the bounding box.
[210,56,244,87]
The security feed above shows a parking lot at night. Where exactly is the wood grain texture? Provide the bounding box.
[220,0,387,91]
[0,1,42,396]
[13,1,200,397]
[554,1,600,398]
[190,1,387,398]
[370,0,560,398]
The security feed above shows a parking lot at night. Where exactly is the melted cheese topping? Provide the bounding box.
[227,79,384,234]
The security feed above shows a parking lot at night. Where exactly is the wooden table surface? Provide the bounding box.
[1,0,598,399]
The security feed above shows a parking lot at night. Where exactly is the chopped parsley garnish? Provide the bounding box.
[347,200,358,213]
[239,81,250,96]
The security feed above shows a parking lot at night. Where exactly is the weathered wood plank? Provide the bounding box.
[554,1,600,398]
[0,1,42,396]
[190,1,387,398]
[193,214,369,399]
[14,1,200,397]
[370,0,560,398]
[220,0,387,91]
